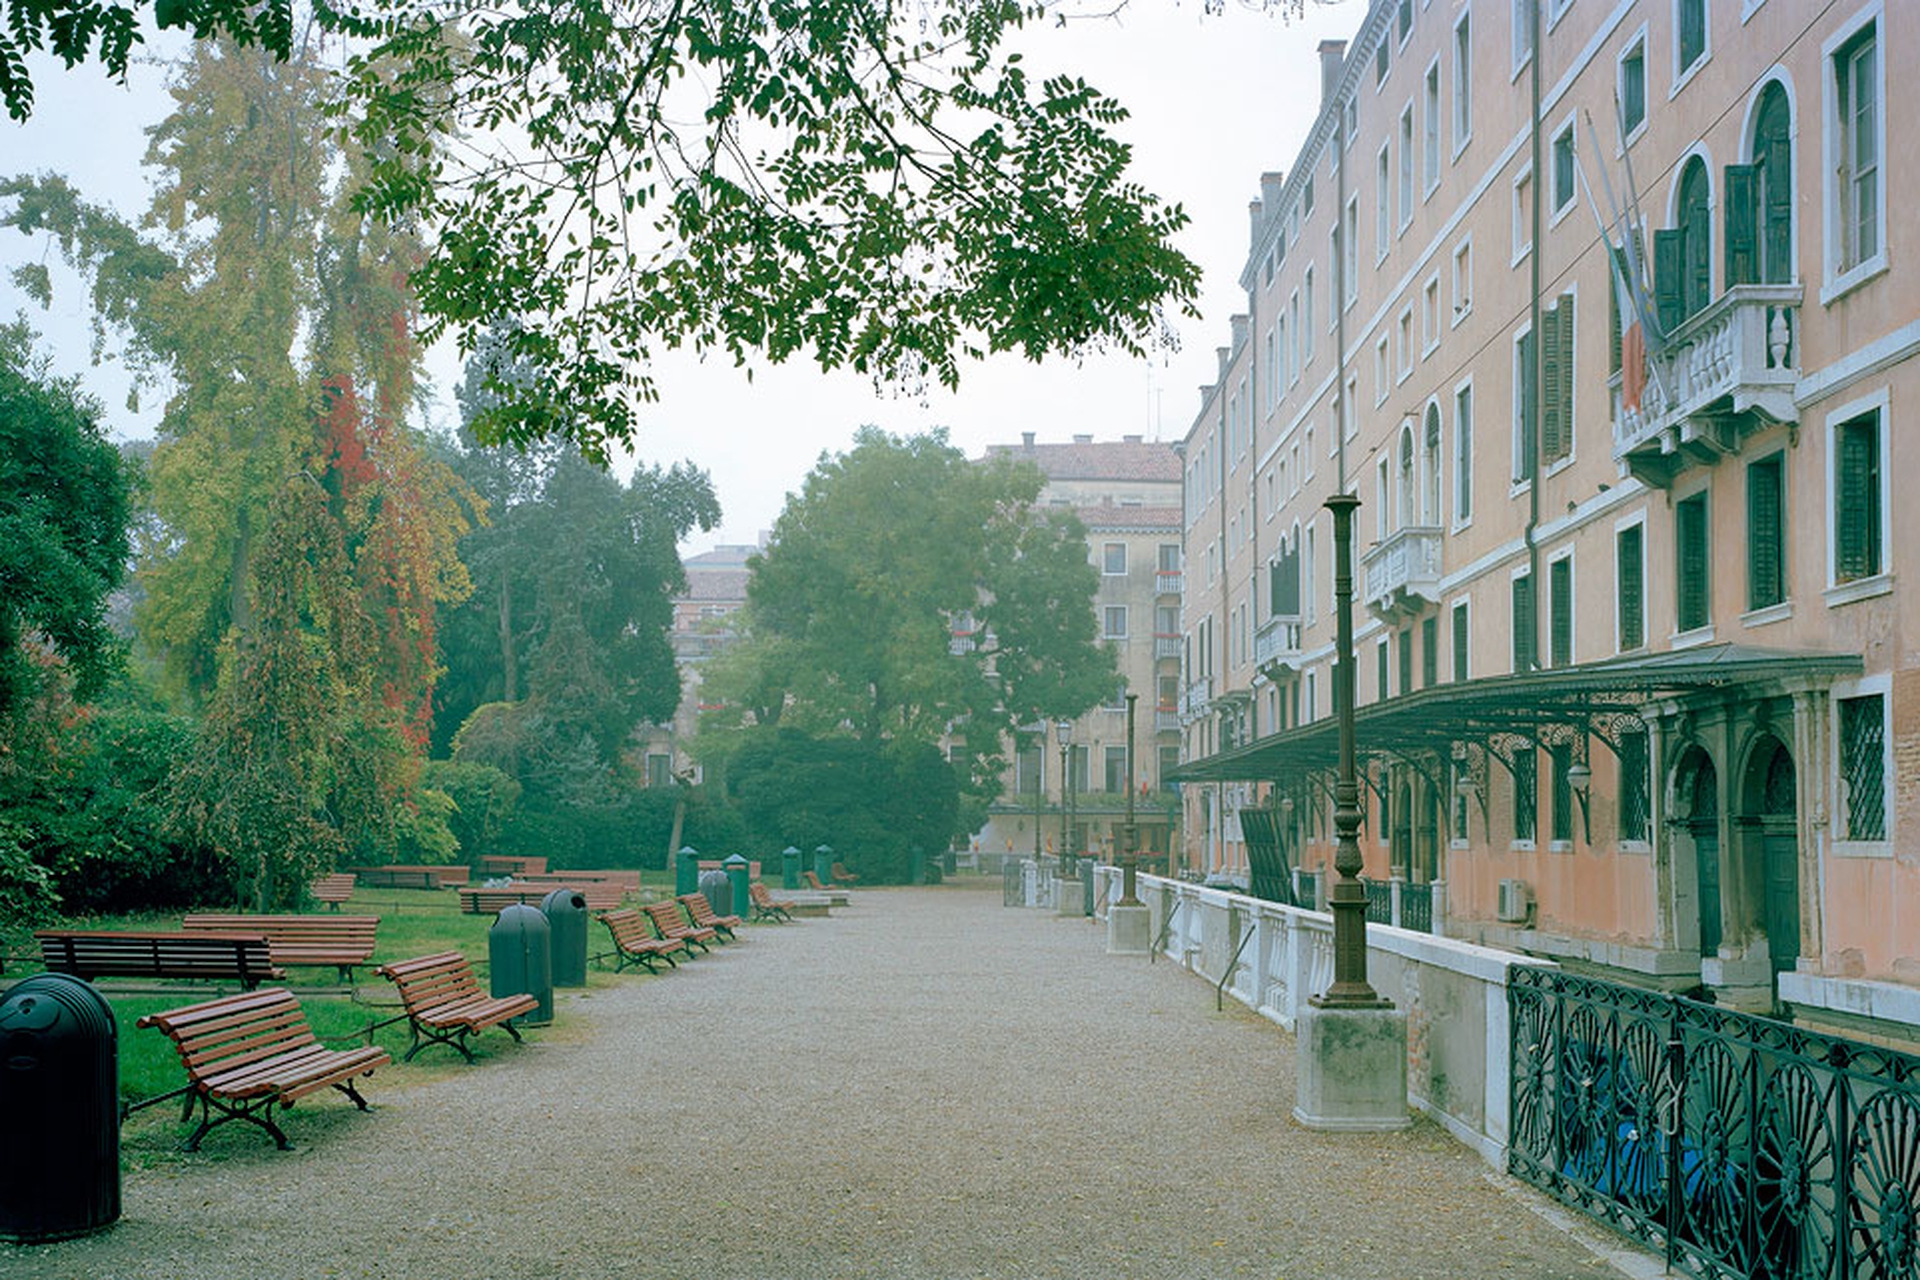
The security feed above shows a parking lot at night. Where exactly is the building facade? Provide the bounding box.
[1176,0,1917,1040]
[971,434,1185,866]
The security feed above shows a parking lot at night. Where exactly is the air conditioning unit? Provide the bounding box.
[1497,878,1534,924]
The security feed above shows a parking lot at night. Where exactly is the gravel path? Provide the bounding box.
[6,881,1636,1279]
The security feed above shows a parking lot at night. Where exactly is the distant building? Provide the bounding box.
[970,433,1184,868]
[635,540,759,789]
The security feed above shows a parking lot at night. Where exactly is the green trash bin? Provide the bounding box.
[489,904,552,1026]
[781,846,802,890]
[723,854,751,920]
[675,846,700,897]
[813,844,833,885]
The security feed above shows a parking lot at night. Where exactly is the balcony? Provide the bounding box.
[1155,708,1180,734]
[1178,676,1213,721]
[948,630,976,656]
[1154,633,1181,661]
[1361,525,1444,620]
[1253,616,1300,674]
[1611,284,1800,489]
[1156,570,1184,596]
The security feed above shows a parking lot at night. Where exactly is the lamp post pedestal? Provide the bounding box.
[1293,491,1408,1133]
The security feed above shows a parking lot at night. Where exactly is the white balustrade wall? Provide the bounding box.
[1092,866,1554,1167]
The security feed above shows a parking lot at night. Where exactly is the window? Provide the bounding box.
[1619,36,1647,139]
[1423,404,1442,523]
[1451,599,1470,682]
[1302,268,1315,360]
[1377,144,1392,260]
[1376,455,1390,540]
[1305,669,1317,721]
[1727,82,1791,287]
[1159,543,1181,572]
[1421,615,1438,688]
[1399,105,1415,229]
[1303,523,1317,624]
[1747,453,1785,610]
[1155,604,1178,638]
[1104,746,1127,793]
[1302,174,1314,216]
[1452,238,1473,323]
[1832,406,1884,586]
[1422,276,1440,355]
[1512,326,1536,482]
[1453,11,1473,152]
[1397,425,1416,529]
[1616,521,1646,650]
[1343,198,1359,306]
[1374,334,1390,406]
[1511,571,1535,672]
[1265,328,1277,411]
[1397,307,1413,381]
[1512,0,1533,76]
[1512,749,1537,843]
[1547,744,1573,844]
[1513,167,1533,262]
[1103,606,1129,639]
[1676,0,1707,83]
[1551,122,1576,216]
[1656,157,1712,328]
[1832,19,1881,278]
[1618,729,1651,843]
[1102,542,1127,575]
[1540,292,1574,466]
[1454,381,1474,523]
[1304,428,1315,479]
[1397,628,1413,698]
[1676,491,1710,633]
[1376,33,1390,85]
[1156,745,1178,791]
[1423,63,1441,194]
[1288,291,1301,383]
[1548,554,1573,667]
[1396,0,1412,44]
[646,753,672,789]
[1376,638,1389,703]
[1837,693,1887,841]
[1017,745,1042,795]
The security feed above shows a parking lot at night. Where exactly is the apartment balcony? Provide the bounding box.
[1253,616,1300,674]
[1361,525,1444,620]
[1610,284,1800,489]
[1154,633,1181,661]
[1178,676,1213,722]
[948,630,976,656]
[1156,570,1184,597]
[1155,707,1180,734]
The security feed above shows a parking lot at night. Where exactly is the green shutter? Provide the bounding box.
[1763,133,1793,284]
[1512,574,1535,672]
[1617,525,1644,650]
[1539,305,1562,464]
[1517,328,1537,478]
[1422,615,1438,688]
[1654,229,1685,334]
[1398,628,1413,696]
[1747,455,1783,609]
[1725,164,1758,287]
[1677,496,1709,631]
[1453,604,1469,682]
[1686,187,1713,316]
[1555,293,1574,460]
[1377,640,1389,701]
[1272,546,1301,620]
[1549,557,1572,667]
[1838,419,1881,581]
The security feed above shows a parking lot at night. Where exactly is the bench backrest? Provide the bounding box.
[310,873,356,900]
[601,908,654,950]
[517,869,642,891]
[37,929,279,985]
[749,882,783,905]
[697,859,763,879]
[181,915,379,957]
[803,871,828,890]
[134,987,318,1083]
[375,951,482,1011]
[678,893,727,926]
[643,901,693,936]
[479,855,547,876]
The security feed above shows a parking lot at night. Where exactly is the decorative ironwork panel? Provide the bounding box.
[1401,882,1433,933]
[1508,968,1920,1280]
[1838,695,1887,841]
[1363,878,1392,925]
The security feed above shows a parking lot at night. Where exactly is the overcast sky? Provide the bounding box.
[1,2,1360,550]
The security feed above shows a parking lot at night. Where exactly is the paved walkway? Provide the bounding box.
[7,881,1635,1279]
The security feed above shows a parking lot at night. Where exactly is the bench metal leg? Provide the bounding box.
[331,1078,372,1111]
[400,1018,476,1064]
[183,1093,290,1152]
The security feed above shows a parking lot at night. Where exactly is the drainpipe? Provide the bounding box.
[1525,0,1543,667]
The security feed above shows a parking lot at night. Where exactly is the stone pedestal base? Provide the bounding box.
[1106,903,1151,955]
[1292,1003,1411,1132]
[1054,878,1085,918]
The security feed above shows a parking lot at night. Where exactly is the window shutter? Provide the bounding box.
[1617,525,1644,650]
[1654,230,1686,334]
[1516,328,1537,477]
[1837,421,1881,581]
[1747,457,1783,609]
[1677,497,1708,631]
[1452,604,1469,682]
[1763,134,1793,284]
[1511,574,1535,671]
[1686,190,1712,316]
[1271,546,1301,622]
[1554,292,1574,459]
[1725,164,1758,287]
[1549,557,1572,667]
[1540,303,1564,463]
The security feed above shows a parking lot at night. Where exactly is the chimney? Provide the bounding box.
[1122,434,1143,444]
[1073,433,1094,444]
[1259,171,1285,219]
[1230,313,1249,352]
[1216,347,1230,379]
[1021,431,1036,449]
[1319,39,1347,110]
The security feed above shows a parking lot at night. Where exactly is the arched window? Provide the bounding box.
[1423,404,1443,525]
[1397,423,1416,531]
[1657,157,1713,328]
[1751,83,1792,284]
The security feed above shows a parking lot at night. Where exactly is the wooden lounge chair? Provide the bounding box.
[599,908,687,973]
[643,901,716,955]
[676,892,742,941]
[748,881,794,922]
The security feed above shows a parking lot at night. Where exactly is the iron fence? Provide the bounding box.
[1002,858,1022,907]
[1401,882,1433,933]
[1362,878,1392,925]
[1508,967,1920,1279]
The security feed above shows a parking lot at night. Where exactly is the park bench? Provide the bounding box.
[36,929,282,989]
[697,858,762,879]
[747,882,794,923]
[803,870,852,893]
[181,914,379,981]
[478,854,547,877]
[309,873,356,909]
[349,864,469,889]
[517,869,642,892]
[597,908,688,973]
[676,892,741,941]
[458,881,625,914]
[643,901,716,955]
[830,861,861,885]
[135,987,389,1150]
[374,951,538,1062]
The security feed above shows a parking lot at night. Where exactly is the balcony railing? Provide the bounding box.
[1155,709,1180,734]
[948,631,976,656]
[1253,617,1299,673]
[1610,284,1800,488]
[1154,633,1181,661]
[1178,676,1212,720]
[1360,525,1443,619]
[1155,570,1184,596]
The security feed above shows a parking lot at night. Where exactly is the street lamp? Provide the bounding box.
[1055,719,1073,876]
[1031,725,1044,864]
[1120,692,1141,906]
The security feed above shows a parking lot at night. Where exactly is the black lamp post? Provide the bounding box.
[1316,492,1387,1009]
[1055,719,1073,876]
[1031,726,1043,864]
[1120,692,1140,906]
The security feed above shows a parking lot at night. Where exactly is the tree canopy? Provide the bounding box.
[2,0,1213,458]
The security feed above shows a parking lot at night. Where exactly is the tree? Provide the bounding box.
[703,427,1114,841]
[2,0,1221,457]
[0,319,133,724]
